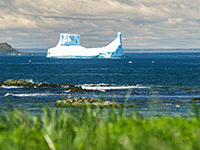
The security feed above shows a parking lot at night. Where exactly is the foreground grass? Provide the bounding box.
[0,106,199,150]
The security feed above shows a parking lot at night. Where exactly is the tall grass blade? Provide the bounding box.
[44,134,57,150]
[191,100,199,120]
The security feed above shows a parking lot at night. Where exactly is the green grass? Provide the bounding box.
[0,105,199,150]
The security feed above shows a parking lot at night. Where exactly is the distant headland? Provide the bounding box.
[0,43,29,55]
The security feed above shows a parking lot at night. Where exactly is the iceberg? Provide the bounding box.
[46,32,124,58]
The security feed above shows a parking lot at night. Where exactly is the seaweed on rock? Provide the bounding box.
[54,95,132,108]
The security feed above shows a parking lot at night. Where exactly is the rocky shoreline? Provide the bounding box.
[1,79,133,108]
[0,79,92,92]
[1,79,198,108]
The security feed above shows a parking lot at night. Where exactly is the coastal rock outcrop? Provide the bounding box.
[54,96,125,108]
[3,79,34,86]
[64,84,92,92]
[1,79,94,92]
[0,43,29,55]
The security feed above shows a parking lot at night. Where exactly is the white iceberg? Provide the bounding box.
[46,32,124,58]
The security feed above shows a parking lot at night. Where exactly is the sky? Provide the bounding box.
[1,0,200,49]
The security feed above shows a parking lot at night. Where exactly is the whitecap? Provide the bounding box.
[1,85,24,89]
[80,84,150,91]
[4,93,11,97]
[165,103,172,106]
[4,92,68,97]
[26,79,34,84]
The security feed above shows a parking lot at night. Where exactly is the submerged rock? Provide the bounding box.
[54,96,131,108]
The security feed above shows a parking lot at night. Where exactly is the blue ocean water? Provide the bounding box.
[0,52,200,116]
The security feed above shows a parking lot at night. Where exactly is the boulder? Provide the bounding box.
[16,79,34,86]
[3,79,16,86]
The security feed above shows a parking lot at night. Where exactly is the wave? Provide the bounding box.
[4,92,69,97]
[26,79,34,84]
[1,85,24,89]
[79,83,150,91]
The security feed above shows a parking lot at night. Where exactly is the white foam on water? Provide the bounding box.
[4,93,11,97]
[79,83,150,91]
[26,79,34,84]
[4,92,68,97]
[1,85,24,89]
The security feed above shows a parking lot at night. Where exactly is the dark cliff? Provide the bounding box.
[0,43,29,55]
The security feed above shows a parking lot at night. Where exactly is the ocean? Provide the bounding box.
[0,51,200,116]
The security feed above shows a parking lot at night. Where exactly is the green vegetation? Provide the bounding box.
[0,104,199,150]
[0,43,7,45]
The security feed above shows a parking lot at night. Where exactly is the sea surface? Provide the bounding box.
[0,51,200,116]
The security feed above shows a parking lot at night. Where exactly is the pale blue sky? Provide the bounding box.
[1,0,200,49]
